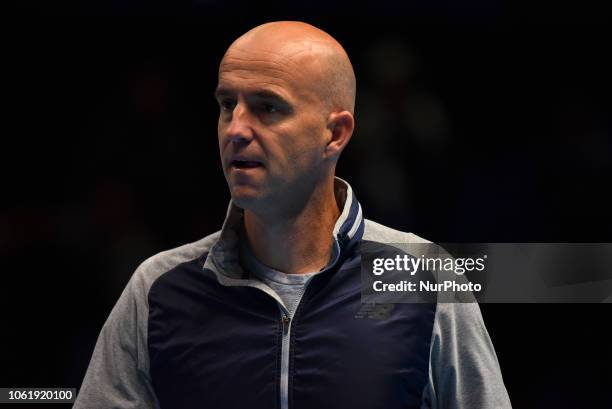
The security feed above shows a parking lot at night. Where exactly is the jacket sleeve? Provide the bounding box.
[421,302,512,409]
[73,267,159,409]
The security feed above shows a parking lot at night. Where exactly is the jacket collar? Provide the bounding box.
[203,176,364,283]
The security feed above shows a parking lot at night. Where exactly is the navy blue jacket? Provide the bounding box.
[74,178,512,409]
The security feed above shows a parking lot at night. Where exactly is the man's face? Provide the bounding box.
[216,43,329,212]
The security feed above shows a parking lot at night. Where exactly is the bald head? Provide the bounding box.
[217,21,357,214]
[221,21,356,115]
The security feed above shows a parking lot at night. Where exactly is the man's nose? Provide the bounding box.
[225,103,255,144]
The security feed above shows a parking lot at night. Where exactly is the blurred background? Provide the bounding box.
[2,1,611,408]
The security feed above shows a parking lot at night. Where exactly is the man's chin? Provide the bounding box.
[229,186,264,210]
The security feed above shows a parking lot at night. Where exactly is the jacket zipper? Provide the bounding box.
[278,275,319,409]
[249,242,341,409]
[279,310,291,409]
[279,243,342,409]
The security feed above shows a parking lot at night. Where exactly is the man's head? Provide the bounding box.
[216,21,356,215]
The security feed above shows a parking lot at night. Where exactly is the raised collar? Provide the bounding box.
[203,176,365,282]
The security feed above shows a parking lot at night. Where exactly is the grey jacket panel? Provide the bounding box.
[73,234,219,409]
[363,219,512,409]
[424,302,511,409]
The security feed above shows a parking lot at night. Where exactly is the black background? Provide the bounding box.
[2,1,612,408]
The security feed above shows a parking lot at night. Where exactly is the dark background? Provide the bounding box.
[2,1,611,408]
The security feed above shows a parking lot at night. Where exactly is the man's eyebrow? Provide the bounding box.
[252,90,287,102]
[214,87,289,103]
[214,87,232,99]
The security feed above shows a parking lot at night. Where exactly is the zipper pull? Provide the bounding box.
[282,316,290,334]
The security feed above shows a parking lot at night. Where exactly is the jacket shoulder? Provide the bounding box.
[363,219,431,244]
[131,230,221,294]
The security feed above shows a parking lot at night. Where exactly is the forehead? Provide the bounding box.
[217,44,320,102]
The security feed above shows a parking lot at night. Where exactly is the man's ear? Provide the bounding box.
[325,111,354,159]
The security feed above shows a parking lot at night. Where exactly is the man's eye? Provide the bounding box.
[263,103,278,114]
[219,100,235,111]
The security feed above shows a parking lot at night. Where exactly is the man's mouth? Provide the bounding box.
[231,160,263,169]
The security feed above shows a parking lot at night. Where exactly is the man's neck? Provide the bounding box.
[243,179,341,275]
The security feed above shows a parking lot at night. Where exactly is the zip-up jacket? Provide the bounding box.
[74,178,512,409]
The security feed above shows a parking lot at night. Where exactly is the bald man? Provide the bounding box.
[74,21,512,409]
